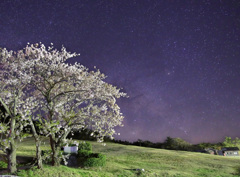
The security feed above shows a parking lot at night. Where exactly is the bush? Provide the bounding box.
[69,141,106,167]
[78,141,92,152]
[78,150,92,157]
[0,161,7,168]
[17,168,35,177]
[83,153,106,167]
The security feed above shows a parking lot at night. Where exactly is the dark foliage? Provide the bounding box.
[113,137,224,153]
[0,103,10,124]
[67,128,113,142]
[67,128,96,141]
[193,142,223,151]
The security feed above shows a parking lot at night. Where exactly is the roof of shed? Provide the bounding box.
[222,147,239,151]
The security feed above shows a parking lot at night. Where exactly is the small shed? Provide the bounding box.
[63,144,79,154]
[221,147,239,156]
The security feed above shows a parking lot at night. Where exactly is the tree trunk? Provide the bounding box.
[50,135,61,166]
[7,139,17,174]
[36,139,42,169]
[30,120,42,169]
[7,116,17,174]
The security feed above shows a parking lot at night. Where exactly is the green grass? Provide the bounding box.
[1,137,240,176]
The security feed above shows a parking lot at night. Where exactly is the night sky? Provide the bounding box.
[1,0,240,144]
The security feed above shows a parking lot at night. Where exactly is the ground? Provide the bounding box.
[1,137,240,176]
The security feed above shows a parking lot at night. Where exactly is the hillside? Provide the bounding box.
[1,137,240,176]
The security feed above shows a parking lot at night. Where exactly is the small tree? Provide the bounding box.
[23,43,126,166]
[164,137,174,149]
[223,136,240,149]
[163,137,191,150]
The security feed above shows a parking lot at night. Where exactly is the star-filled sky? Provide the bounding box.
[1,0,240,144]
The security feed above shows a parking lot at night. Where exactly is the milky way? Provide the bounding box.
[0,0,240,144]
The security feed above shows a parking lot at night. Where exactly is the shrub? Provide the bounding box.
[78,150,92,157]
[72,141,106,167]
[0,161,7,168]
[78,141,92,152]
[83,153,106,167]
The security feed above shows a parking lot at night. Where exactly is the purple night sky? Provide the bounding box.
[1,0,240,144]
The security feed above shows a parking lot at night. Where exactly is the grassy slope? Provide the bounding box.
[1,137,240,177]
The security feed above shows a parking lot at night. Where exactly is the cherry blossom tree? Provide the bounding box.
[23,43,127,166]
[0,43,126,168]
[0,48,32,173]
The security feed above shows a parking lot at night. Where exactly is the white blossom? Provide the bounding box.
[0,43,127,165]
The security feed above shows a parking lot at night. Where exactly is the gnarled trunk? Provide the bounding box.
[30,120,42,169]
[7,115,17,174]
[50,135,61,166]
[0,99,18,174]
[7,140,17,174]
[49,129,72,166]
[35,139,42,169]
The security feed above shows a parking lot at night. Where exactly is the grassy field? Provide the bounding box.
[1,137,240,176]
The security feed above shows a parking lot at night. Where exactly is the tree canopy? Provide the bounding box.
[0,43,127,172]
